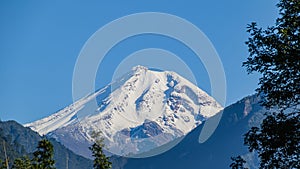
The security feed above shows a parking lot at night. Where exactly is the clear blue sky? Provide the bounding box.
[0,0,278,124]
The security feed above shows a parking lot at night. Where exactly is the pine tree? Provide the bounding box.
[32,139,56,169]
[89,131,112,169]
[12,156,31,169]
[242,0,300,168]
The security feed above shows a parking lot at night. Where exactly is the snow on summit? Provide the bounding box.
[25,65,223,158]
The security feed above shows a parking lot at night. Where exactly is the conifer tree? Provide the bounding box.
[89,131,111,169]
[12,156,31,169]
[32,139,56,169]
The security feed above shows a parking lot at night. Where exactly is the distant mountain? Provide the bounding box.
[25,65,223,158]
[112,95,264,169]
[0,120,93,169]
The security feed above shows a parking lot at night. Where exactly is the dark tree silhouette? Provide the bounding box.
[243,0,300,110]
[89,131,112,169]
[242,0,300,168]
[32,139,56,169]
[244,112,299,168]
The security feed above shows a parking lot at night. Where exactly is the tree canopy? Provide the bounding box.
[241,0,300,168]
[243,0,300,110]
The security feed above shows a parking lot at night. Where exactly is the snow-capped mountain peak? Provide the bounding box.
[25,65,223,157]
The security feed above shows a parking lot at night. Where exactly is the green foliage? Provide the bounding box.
[89,131,112,169]
[12,156,32,169]
[242,0,300,168]
[230,156,248,169]
[32,139,56,169]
